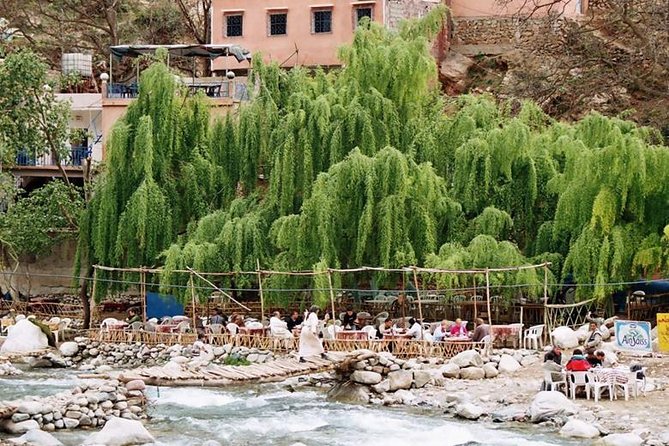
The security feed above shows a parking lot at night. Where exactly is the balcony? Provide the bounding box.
[106,79,249,101]
[13,146,91,179]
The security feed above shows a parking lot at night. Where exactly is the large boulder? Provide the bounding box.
[597,433,643,446]
[327,382,370,405]
[413,371,432,389]
[559,419,600,439]
[0,419,40,434]
[0,320,48,353]
[19,429,64,446]
[58,342,79,357]
[440,363,460,379]
[551,326,579,349]
[529,391,578,423]
[456,403,484,420]
[388,370,413,391]
[483,363,499,378]
[83,417,155,446]
[498,354,522,374]
[459,367,485,380]
[450,350,483,368]
[351,371,382,385]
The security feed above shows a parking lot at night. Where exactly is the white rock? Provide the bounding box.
[394,389,416,405]
[483,363,499,378]
[597,433,643,446]
[202,441,222,446]
[0,320,48,353]
[125,380,146,391]
[450,350,483,368]
[83,417,154,446]
[388,370,413,391]
[440,363,460,379]
[351,371,382,385]
[559,419,600,438]
[0,419,40,434]
[456,403,484,420]
[459,367,485,380]
[412,370,431,389]
[59,342,79,357]
[551,326,579,349]
[19,429,63,446]
[529,391,578,422]
[16,402,44,416]
[371,379,390,394]
[498,354,522,374]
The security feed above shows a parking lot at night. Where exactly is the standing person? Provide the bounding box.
[298,305,325,362]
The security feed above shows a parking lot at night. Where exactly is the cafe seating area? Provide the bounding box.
[546,367,647,402]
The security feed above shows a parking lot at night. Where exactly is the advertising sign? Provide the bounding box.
[657,313,669,353]
[614,320,652,352]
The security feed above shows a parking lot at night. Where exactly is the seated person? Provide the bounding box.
[432,320,449,342]
[125,308,141,325]
[470,318,489,342]
[209,308,226,326]
[449,318,467,338]
[269,311,292,338]
[544,345,562,366]
[377,319,395,339]
[406,317,423,340]
[542,353,566,390]
[586,348,602,367]
[584,322,603,349]
[565,349,591,371]
[341,306,357,329]
[285,310,303,331]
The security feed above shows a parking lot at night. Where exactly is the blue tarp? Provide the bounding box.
[146,292,184,320]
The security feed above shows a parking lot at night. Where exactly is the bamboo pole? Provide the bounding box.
[326,270,336,324]
[186,267,251,311]
[90,267,98,325]
[485,269,492,327]
[140,267,147,323]
[543,263,549,345]
[411,267,424,322]
[473,276,477,321]
[256,259,265,323]
[189,273,197,329]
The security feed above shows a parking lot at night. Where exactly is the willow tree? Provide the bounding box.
[77,59,231,301]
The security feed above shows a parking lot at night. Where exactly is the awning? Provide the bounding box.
[110,44,251,62]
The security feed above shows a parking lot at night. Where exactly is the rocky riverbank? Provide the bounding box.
[326,348,669,446]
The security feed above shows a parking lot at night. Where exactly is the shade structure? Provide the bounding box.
[110,44,251,62]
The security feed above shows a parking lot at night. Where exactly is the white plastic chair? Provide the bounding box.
[478,334,493,356]
[101,318,118,329]
[524,324,544,350]
[15,314,26,321]
[629,369,646,398]
[568,371,590,400]
[226,322,239,335]
[361,325,377,340]
[615,377,631,401]
[544,370,568,395]
[586,371,614,402]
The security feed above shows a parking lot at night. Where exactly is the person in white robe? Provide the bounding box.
[269,311,293,339]
[299,305,325,361]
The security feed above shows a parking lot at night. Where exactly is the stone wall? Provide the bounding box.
[386,0,443,31]
[451,16,553,46]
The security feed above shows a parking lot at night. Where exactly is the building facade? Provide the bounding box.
[211,0,585,72]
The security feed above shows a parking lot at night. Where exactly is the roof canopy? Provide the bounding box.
[110,44,251,62]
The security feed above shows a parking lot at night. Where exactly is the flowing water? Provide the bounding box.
[1,370,577,446]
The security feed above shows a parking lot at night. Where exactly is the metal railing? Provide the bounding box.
[15,146,91,167]
[107,81,249,100]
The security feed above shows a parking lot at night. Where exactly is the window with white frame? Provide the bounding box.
[225,13,243,37]
[268,12,288,36]
[312,9,332,33]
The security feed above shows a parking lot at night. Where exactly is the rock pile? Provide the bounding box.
[331,348,540,411]
[0,379,147,434]
[58,338,276,369]
[0,362,22,376]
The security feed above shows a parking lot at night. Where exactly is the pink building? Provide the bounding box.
[209,0,586,72]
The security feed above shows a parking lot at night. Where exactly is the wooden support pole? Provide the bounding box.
[543,263,549,344]
[257,259,265,323]
[327,269,336,324]
[485,268,492,327]
[412,267,424,323]
[473,276,477,321]
[90,267,98,325]
[189,273,197,329]
[140,267,147,324]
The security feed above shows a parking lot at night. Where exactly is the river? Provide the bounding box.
[1,370,578,446]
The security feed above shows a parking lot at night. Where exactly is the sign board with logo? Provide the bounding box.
[614,320,652,352]
[658,313,669,353]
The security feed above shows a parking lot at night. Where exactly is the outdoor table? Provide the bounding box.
[156,324,177,333]
[335,330,368,341]
[238,327,268,336]
[107,322,128,330]
[491,324,522,347]
[591,367,629,384]
[382,333,413,340]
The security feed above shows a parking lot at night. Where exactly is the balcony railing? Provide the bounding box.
[15,146,91,168]
[107,80,249,101]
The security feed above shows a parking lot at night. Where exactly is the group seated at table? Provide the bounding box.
[431,318,489,343]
